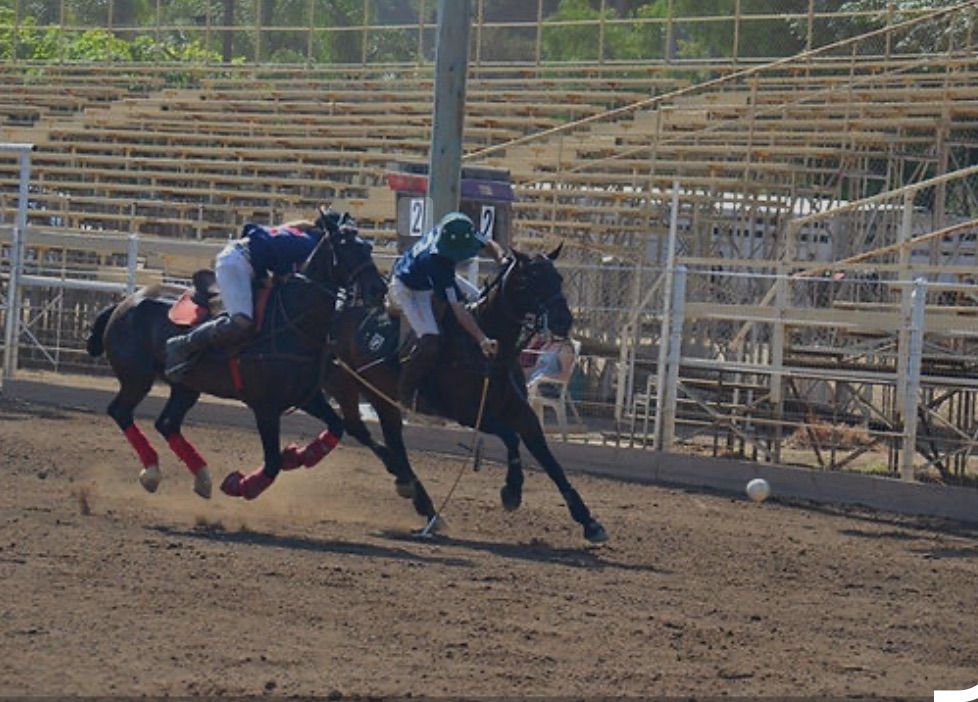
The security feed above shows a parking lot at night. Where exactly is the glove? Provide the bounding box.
[479,337,498,358]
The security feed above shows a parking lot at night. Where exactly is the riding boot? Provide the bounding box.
[398,333,440,411]
[165,315,252,383]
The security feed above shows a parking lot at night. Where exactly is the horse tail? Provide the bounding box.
[86,304,117,357]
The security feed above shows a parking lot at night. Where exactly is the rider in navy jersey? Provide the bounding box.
[390,211,505,410]
[165,209,344,382]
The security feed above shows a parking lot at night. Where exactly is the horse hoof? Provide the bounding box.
[193,467,212,499]
[584,519,609,544]
[220,471,244,497]
[138,465,162,493]
[395,478,416,499]
[425,514,447,534]
[500,484,522,511]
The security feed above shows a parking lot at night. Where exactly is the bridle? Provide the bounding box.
[479,255,567,340]
[297,236,343,303]
[329,232,382,307]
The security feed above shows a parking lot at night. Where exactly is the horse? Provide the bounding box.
[85,227,388,500]
[324,245,609,543]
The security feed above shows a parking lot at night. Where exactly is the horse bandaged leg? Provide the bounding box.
[165,433,211,499]
[124,424,161,493]
[220,467,274,500]
[280,445,303,471]
[166,433,206,474]
[303,430,340,467]
[281,429,339,471]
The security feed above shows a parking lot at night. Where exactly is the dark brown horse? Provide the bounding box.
[86,227,388,500]
[324,246,609,543]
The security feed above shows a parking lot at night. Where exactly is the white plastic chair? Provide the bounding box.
[527,339,582,441]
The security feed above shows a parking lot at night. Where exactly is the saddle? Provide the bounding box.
[167,268,273,331]
[353,308,402,364]
[356,296,467,364]
[168,270,219,327]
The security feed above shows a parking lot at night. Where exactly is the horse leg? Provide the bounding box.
[154,384,211,499]
[330,376,403,490]
[107,376,161,493]
[373,398,436,520]
[221,410,281,500]
[480,416,524,511]
[512,405,608,543]
[281,391,344,471]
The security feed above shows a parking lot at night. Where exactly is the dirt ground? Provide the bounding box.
[2,398,978,698]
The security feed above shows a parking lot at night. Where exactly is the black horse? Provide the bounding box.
[86,227,388,500]
[325,245,608,543]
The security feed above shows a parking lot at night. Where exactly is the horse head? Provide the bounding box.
[302,221,387,308]
[493,242,573,338]
[328,225,388,308]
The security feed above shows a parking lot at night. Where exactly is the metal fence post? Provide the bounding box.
[900,278,926,481]
[895,191,915,415]
[126,233,139,294]
[2,222,21,380]
[658,264,687,452]
[653,182,680,449]
[2,146,32,384]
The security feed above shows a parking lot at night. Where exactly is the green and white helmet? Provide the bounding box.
[434,212,486,262]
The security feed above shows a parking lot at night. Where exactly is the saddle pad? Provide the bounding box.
[168,290,209,327]
[355,309,400,363]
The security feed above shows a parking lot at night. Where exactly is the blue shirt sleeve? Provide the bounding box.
[242,224,318,277]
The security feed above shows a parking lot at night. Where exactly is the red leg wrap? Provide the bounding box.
[280,445,303,471]
[239,468,275,500]
[124,424,158,469]
[166,434,206,474]
[300,430,340,468]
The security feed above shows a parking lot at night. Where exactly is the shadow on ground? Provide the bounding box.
[150,523,474,568]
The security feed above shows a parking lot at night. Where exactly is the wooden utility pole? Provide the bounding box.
[427,0,472,224]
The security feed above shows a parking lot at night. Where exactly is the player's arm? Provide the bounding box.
[445,286,497,357]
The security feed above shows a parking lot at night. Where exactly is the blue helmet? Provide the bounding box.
[434,212,486,262]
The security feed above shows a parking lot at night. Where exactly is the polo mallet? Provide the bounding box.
[417,372,491,538]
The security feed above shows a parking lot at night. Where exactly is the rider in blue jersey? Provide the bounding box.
[165,208,344,382]
[390,211,505,410]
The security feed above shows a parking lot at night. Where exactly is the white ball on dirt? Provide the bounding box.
[745,478,770,503]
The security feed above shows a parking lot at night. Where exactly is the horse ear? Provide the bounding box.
[546,242,564,261]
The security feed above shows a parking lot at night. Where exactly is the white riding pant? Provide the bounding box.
[215,242,255,320]
[390,276,440,337]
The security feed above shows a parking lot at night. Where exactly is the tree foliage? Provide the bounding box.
[0,0,967,64]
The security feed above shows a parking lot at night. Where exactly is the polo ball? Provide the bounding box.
[746,478,770,503]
